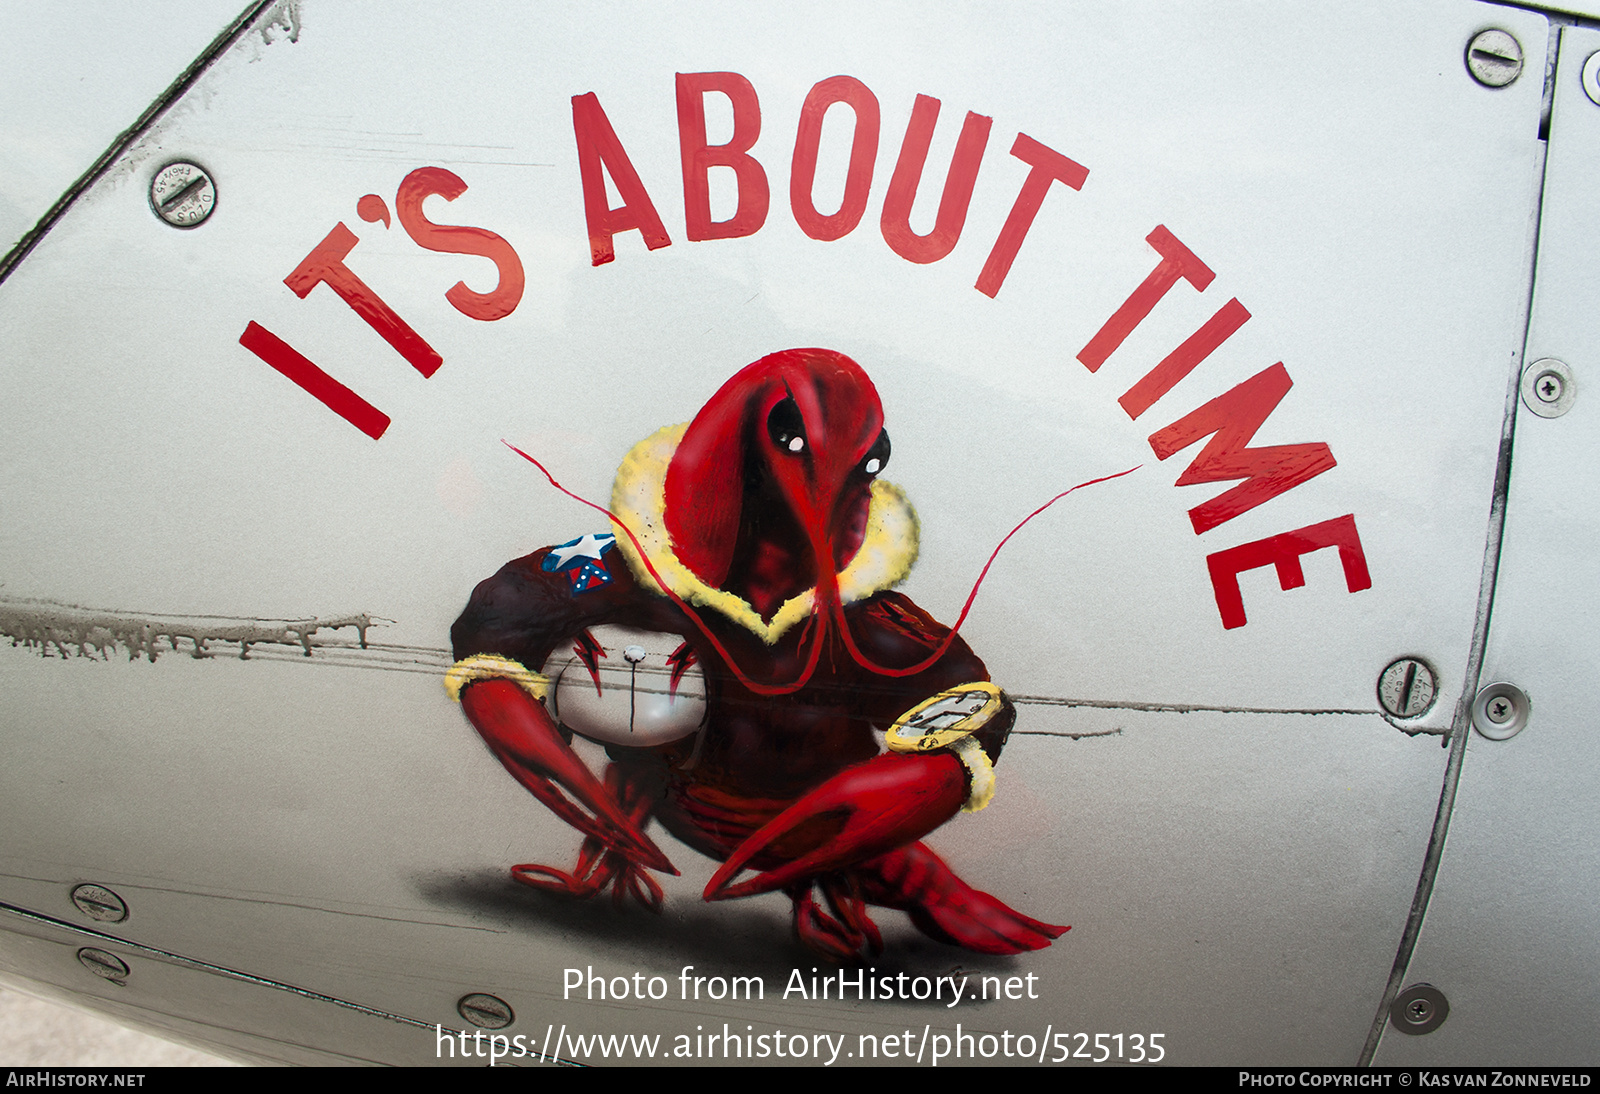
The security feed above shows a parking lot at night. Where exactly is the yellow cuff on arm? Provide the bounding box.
[884,682,1003,813]
[444,654,551,704]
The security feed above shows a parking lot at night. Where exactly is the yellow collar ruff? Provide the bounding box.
[609,424,920,645]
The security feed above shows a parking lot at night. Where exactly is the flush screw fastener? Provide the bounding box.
[150,161,216,227]
[70,884,128,923]
[1466,30,1523,87]
[1522,358,1575,418]
[1378,658,1438,720]
[77,948,130,984]
[1391,984,1449,1035]
[1583,51,1600,106]
[1473,682,1530,740]
[458,993,514,1029]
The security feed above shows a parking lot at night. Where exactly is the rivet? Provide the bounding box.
[1466,29,1524,88]
[70,884,128,923]
[458,993,514,1029]
[149,161,216,228]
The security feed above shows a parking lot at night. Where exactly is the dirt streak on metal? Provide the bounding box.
[0,597,376,662]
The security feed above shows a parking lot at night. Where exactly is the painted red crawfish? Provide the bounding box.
[448,348,1082,960]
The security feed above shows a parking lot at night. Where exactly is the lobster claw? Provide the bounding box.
[462,678,677,875]
[704,751,967,901]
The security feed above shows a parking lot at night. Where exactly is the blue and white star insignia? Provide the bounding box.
[542,532,618,593]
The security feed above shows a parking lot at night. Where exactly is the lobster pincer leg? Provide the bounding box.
[704,751,966,901]
[512,764,667,912]
[862,843,1067,954]
[461,678,677,875]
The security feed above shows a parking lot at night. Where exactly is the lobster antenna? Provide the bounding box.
[504,441,827,696]
[833,465,1142,677]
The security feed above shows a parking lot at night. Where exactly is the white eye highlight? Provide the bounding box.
[864,458,882,474]
[787,436,805,453]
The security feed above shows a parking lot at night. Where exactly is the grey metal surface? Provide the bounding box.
[0,1,264,260]
[1371,24,1600,1068]
[0,0,1575,1067]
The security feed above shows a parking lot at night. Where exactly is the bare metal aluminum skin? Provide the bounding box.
[0,0,1589,1067]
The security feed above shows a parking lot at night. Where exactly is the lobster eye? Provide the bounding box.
[860,429,891,477]
[766,397,807,454]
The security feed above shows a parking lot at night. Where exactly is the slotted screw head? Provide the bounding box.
[70,884,128,923]
[1467,30,1524,87]
[150,161,216,227]
[77,948,130,982]
[458,993,513,1029]
[1378,658,1438,719]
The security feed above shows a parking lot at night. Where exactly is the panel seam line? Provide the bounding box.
[0,0,279,287]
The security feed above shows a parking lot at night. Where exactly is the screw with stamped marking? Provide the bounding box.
[458,993,514,1029]
[77,948,130,983]
[1378,658,1437,719]
[149,161,216,227]
[1466,29,1523,87]
[70,884,128,923]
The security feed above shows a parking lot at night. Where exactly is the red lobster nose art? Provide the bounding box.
[505,347,1134,698]
[468,346,1137,957]
[664,348,886,627]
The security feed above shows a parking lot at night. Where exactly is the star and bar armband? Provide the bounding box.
[884,682,1009,813]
